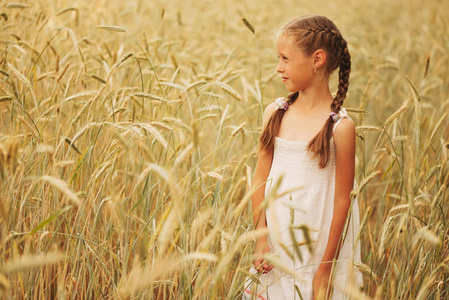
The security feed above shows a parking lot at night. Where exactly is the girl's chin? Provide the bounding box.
[283,84,300,93]
[285,87,300,93]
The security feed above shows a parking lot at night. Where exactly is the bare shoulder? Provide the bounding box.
[262,102,278,127]
[333,117,356,148]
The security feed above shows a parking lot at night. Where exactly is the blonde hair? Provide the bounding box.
[260,15,351,168]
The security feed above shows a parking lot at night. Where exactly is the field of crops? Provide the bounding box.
[1,0,448,298]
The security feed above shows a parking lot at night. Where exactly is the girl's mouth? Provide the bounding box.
[282,77,288,82]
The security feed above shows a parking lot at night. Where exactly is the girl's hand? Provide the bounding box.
[253,238,273,274]
[313,266,333,300]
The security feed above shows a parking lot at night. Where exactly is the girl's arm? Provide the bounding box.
[252,103,276,273]
[251,148,273,273]
[313,117,356,297]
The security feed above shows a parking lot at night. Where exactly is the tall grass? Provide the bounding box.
[1,0,448,299]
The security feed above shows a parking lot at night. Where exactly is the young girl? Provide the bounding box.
[243,15,362,299]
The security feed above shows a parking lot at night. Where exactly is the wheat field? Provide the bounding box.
[0,0,448,299]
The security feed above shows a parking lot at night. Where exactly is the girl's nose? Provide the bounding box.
[276,61,284,73]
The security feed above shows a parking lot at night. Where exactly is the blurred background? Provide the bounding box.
[1,0,448,298]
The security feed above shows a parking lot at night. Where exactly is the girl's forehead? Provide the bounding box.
[278,34,291,42]
[277,35,300,50]
[277,35,293,46]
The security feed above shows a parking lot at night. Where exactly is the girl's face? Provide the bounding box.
[276,35,315,93]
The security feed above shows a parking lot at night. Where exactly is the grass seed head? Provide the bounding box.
[97,25,126,32]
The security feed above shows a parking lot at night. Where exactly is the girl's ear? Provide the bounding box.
[312,49,327,69]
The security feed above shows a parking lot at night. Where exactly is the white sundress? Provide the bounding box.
[243,108,363,300]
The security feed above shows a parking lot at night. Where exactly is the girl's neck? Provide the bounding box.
[292,85,333,113]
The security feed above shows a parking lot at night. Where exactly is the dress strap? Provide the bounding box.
[332,108,349,133]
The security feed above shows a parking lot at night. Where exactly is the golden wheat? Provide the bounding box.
[1,0,448,299]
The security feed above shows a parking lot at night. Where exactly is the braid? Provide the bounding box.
[287,91,300,104]
[332,38,351,113]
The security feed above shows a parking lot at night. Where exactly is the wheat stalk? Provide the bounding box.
[0,252,64,274]
[97,25,126,32]
[378,215,397,259]
[354,261,377,280]
[0,95,15,102]
[7,62,32,89]
[215,81,242,101]
[356,126,382,133]
[6,3,29,8]
[132,92,166,102]
[63,91,97,102]
[384,104,408,127]
[357,170,381,192]
[132,123,168,149]
[39,176,81,205]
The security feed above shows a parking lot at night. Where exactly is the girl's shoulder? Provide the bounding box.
[333,108,355,144]
[265,100,279,115]
[261,100,280,127]
[264,97,287,115]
